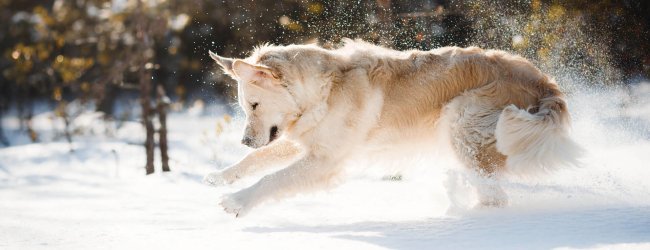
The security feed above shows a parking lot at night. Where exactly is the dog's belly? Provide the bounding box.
[359,92,506,168]
[362,119,445,155]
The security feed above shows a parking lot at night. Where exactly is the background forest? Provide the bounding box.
[1,0,649,172]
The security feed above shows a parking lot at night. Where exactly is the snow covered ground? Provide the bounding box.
[1,83,650,250]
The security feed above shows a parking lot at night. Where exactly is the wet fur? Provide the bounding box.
[205,39,582,216]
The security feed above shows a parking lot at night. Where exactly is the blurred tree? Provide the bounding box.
[448,0,650,84]
[0,0,203,172]
[0,0,648,164]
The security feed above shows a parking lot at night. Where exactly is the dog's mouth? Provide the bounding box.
[268,125,279,144]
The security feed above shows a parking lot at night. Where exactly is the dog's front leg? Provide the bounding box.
[220,154,340,217]
[203,139,302,186]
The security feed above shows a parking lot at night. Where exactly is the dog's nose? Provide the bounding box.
[241,136,254,147]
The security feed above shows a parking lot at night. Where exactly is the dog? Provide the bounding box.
[204,39,582,217]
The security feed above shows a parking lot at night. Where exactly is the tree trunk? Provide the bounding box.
[0,83,9,146]
[25,99,38,143]
[97,83,118,119]
[137,0,155,175]
[0,108,9,146]
[141,69,155,175]
[156,85,170,172]
[62,109,74,152]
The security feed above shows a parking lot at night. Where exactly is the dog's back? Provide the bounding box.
[330,40,582,177]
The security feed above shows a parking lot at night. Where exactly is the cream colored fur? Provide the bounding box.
[204,39,582,216]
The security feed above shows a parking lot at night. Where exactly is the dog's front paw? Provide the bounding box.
[203,171,234,186]
[220,192,253,217]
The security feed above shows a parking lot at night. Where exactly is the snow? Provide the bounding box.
[1,83,650,249]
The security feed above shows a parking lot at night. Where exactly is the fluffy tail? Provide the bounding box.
[495,90,583,175]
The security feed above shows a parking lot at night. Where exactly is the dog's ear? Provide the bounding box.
[209,51,236,77]
[232,59,280,85]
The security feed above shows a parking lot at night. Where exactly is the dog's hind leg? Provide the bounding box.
[472,145,508,207]
[203,139,302,186]
[454,135,508,207]
[446,95,508,207]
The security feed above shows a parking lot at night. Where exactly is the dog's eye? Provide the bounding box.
[251,102,259,110]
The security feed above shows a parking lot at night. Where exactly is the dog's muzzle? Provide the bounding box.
[240,126,279,148]
[241,136,255,147]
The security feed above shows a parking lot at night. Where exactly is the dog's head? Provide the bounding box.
[209,45,332,148]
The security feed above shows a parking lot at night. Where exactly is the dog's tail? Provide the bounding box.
[495,83,583,175]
